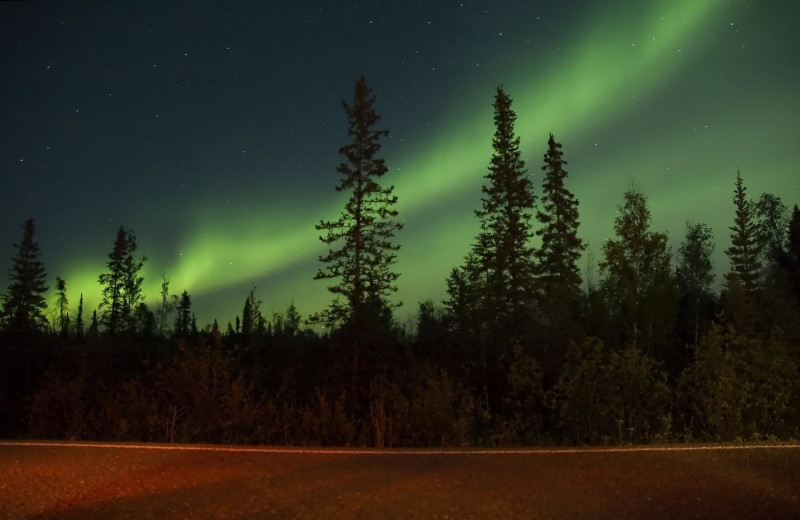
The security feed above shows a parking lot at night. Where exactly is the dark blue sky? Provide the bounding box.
[1,0,798,326]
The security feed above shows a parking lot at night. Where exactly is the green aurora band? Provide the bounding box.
[59,0,798,325]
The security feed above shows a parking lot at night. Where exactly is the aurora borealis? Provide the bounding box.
[1,1,798,326]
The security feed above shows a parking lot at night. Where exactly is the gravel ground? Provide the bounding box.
[1,442,798,519]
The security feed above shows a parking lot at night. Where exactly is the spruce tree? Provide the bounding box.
[312,76,402,328]
[89,310,99,336]
[175,290,192,337]
[725,171,762,295]
[98,226,146,335]
[453,87,535,347]
[158,274,173,336]
[2,218,48,332]
[122,230,146,330]
[74,293,84,337]
[534,133,584,366]
[55,276,70,336]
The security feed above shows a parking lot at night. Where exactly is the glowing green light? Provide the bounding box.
[62,0,729,323]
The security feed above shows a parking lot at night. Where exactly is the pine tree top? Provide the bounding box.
[725,170,762,292]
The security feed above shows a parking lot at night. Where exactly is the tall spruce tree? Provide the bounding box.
[724,171,762,295]
[453,87,536,347]
[312,76,401,390]
[312,76,402,329]
[534,133,584,366]
[2,218,48,332]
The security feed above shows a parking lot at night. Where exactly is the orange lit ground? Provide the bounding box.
[1,442,799,519]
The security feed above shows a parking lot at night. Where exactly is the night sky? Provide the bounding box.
[2,0,798,327]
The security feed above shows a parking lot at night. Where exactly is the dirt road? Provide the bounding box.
[1,441,798,519]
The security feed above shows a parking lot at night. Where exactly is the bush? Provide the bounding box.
[554,337,671,445]
[678,324,797,440]
[493,344,546,445]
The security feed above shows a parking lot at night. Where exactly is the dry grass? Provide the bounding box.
[1,442,799,519]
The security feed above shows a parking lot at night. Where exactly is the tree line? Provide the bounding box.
[1,76,799,446]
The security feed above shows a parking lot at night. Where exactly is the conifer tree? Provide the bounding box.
[175,290,192,337]
[535,134,583,294]
[55,276,70,336]
[122,230,146,330]
[312,76,402,328]
[89,310,99,336]
[2,218,48,332]
[534,133,584,364]
[725,170,762,294]
[98,226,146,334]
[451,87,535,346]
[74,293,84,337]
[241,289,262,338]
[158,274,173,336]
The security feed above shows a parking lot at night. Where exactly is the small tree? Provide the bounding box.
[725,171,762,295]
[174,290,192,338]
[54,276,70,336]
[157,274,174,337]
[98,227,146,335]
[755,192,788,271]
[74,293,85,338]
[2,218,48,332]
[676,222,715,348]
[240,288,262,339]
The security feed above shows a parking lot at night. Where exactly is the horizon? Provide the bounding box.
[2,0,798,326]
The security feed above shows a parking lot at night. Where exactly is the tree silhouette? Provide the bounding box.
[2,218,48,332]
[55,276,69,337]
[88,310,99,336]
[676,222,715,348]
[452,87,535,349]
[600,187,675,354]
[534,133,584,371]
[725,171,762,295]
[175,290,192,338]
[312,76,402,328]
[311,76,402,388]
[158,275,174,337]
[755,192,788,273]
[240,288,262,339]
[74,293,84,338]
[98,226,146,335]
[787,206,800,306]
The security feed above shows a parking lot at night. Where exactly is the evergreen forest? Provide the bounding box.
[2,77,799,447]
